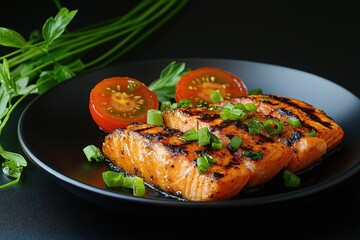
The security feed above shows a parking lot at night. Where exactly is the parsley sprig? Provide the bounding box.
[0,0,188,189]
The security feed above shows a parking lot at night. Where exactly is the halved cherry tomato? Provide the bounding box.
[89,76,159,133]
[175,67,248,105]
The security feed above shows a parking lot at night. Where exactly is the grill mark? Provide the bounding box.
[199,113,220,122]
[163,144,187,155]
[277,108,296,118]
[286,131,303,145]
[213,172,224,180]
[181,108,220,122]
[226,157,240,169]
[209,120,233,131]
[139,126,181,141]
[268,94,333,128]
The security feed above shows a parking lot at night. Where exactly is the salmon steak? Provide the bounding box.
[102,93,344,201]
[102,123,250,201]
[162,106,294,187]
[211,94,344,172]
[217,94,344,172]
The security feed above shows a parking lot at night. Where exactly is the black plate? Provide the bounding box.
[18,58,360,216]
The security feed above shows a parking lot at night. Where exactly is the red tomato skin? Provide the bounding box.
[175,67,248,105]
[89,76,158,133]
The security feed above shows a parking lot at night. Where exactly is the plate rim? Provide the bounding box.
[17,57,360,208]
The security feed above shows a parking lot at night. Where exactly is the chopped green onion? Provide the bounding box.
[196,156,209,174]
[171,99,192,109]
[263,119,284,135]
[234,103,246,111]
[222,102,235,110]
[210,89,223,103]
[133,183,146,197]
[160,101,172,111]
[132,177,146,197]
[307,130,316,137]
[220,108,231,120]
[243,150,263,160]
[244,103,257,112]
[102,171,124,187]
[196,154,216,174]
[228,108,243,120]
[283,170,300,187]
[121,176,134,188]
[249,88,263,95]
[288,117,302,127]
[229,136,243,150]
[102,171,146,197]
[220,105,247,121]
[127,80,140,91]
[83,144,104,162]
[181,128,198,142]
[197,127,211,146]
[147,109,164,126]
[204,154,216,164]
[210,133,222,149]
[246,119,262,134]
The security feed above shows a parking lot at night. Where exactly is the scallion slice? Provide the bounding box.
[246,119,262,134]
[204,154,216,164]
[288,117,302,127]
[102,171,146,197]
[83,144,105,162]
[210,133,222,149]
[132,177,146,197]
[283,170,300,187]
[181,128,198,142]
[263,119,284,135]
[160,101,171,111]
[196,156,209,174]
[171,99,192,109]
[229,136,243,150]
[127,80,140,91]
[196,154,216,174]
[244,103,257,112]
[210,89,224,103]
[102,171,124,187]
[197,127,210,146]
[147,109,164,126]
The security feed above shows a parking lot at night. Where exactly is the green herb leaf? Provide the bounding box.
[0,27,27,48]
[42,7,78,47]
[0,145,27,167]
[148,61,191,102]
[0,59,16,92]
[0,86,10,120]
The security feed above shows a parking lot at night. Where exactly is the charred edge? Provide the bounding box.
[212,172,225,180]
[163,144,187,155]
[269,94,333,128]
[199,113,221,122]
[277,108,296,118]
[284,131,303,145]
[209,120,234,131]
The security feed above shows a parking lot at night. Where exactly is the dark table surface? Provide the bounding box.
[1,1,360,239]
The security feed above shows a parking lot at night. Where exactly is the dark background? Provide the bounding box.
[1,1,360,239]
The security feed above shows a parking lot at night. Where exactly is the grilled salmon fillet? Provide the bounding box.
[213,94,344,172]
[163,106,294,187]
[102,123,250,201]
